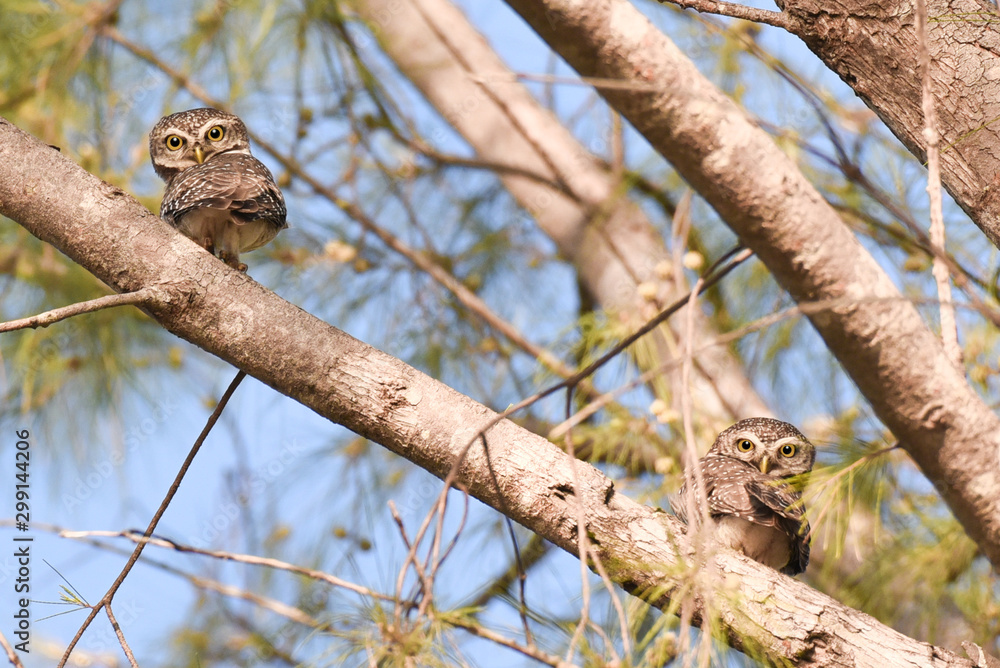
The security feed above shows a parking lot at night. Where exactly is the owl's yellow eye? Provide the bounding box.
[206,125,225,141]
[780,443,797,457]
[165,135,184,150]
[737,439,754,452]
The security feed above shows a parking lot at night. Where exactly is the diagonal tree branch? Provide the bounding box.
[773,0,1000,250]
[501,0,1000,569]
[0,116,978,666]
[0,288,158,333]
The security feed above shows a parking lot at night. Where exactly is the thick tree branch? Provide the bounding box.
[502,0,1000,569]
[0,118,977,665]
[775,0,1000,250]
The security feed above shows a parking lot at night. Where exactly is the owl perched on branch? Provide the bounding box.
[149,108,287,271]
[671,418,815,575]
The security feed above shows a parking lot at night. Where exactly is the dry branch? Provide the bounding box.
[0,115,979,666]
[0,288,158,333]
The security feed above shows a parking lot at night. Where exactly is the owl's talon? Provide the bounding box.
[203,236,215,255]
[217,250,248,272]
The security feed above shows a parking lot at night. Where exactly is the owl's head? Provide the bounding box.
[710,417,815,477]
[149,108,252,182]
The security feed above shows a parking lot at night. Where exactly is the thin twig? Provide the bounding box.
[0,288,157,333]
[481,443,535,644]
[588,545,630,659]
[388,501,427,628]
[105,605,138,668]
[563,412,593,662]
[416,488,451,618]
[501,72,670,93]
[916,0,962,369]
[0,632,24,668]
[448,617,576,668]
[189,574,326,629]
[46,524,329,642]
[58,370,246,668]
[655,0,791,30]
[59,529,394,602]
[421,490,470,618]
[470,533,549,608]
[678,266,713,665]
[503,516,535,645]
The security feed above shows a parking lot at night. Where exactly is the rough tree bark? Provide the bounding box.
[774,0,1000,249]
[351,0,771,426]
[503,0,1000,568]
[0,117,977,666]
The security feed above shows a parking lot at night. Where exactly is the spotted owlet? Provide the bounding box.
[149,108,287,271]
[671,418,815,575]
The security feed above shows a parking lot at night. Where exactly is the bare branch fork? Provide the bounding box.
[56,370,247,667]
[0,117,980,665]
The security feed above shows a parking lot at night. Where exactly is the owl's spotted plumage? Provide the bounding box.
[149,108,287,271]
[671,418,815,575]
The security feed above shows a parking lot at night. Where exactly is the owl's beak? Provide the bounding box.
[193,146,205,164]
[758,456,770,474]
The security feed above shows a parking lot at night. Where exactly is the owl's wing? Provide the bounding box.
[782,527,810,576]
[672,456,760,523]
[667,489,687,524]
[161,153,286,228]
[745,478,811,575]
[670,458,811,574]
